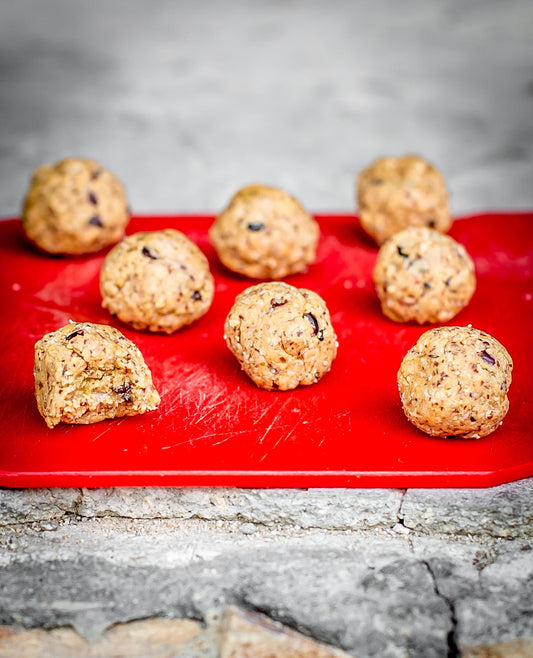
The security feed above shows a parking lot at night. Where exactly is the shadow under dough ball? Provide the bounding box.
[22,158,130,255]
[209,184,319,279]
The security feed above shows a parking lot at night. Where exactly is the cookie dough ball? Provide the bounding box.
[34,322,160,428]
[224,282,338,390]
[209,184,319,279]
[373,227,476,324]
[357,155,451,245]
[398,326,513,439]
[22,158,130,255]
[100,229,214,333]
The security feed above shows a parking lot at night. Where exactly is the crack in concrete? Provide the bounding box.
[0,488,84,528]
[392,489,416,551]
[231,596,329,649]
[422,560,460,658]
[70,487,411,534]
[396,488,408,524]
[72,509,398,535]
[0,512,79,530]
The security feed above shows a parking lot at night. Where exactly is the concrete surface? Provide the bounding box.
[1,484,532,657]
[1,0,533,216]
[1,1,533,656]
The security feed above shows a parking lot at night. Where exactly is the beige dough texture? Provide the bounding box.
[373,227,476,324]
[224,282,338,390]
[209,184,320,279]
[100,229,214,333]
[357,155,451,245]
[397,326,513,439]
[34,322,160,428]
[22,158,130,255]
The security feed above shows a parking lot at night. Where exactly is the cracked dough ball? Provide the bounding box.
[34,322,160,428]
[397,326,513,439]
[209,184,319,279]
[373,227,476,324]
[22,158,130,255]
[100,229,214,333]
[357,155,451,245]
[224,282,338,390]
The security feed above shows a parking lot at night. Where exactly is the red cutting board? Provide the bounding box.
[1,213,532,488]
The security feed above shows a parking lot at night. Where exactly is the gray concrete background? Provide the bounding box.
[1,1,533,657]
[1,0,533,215]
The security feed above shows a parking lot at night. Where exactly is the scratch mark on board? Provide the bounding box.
[91,419,125,443]
[161,428,253,451]
[252,404,274,426]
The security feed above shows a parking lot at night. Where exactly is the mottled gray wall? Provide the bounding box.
[1,0,532,215]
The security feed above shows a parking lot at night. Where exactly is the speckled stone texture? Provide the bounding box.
[401,478,533,538]
[1,483,532,656]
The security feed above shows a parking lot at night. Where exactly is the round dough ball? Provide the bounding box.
[397,326,513,439]
[357,155,451,245]
[373,227,476,324]
[34,321,160,428]
[22,158,130,255]
[209,184,319,279]
[224,282,338,391]
[100,229,214,333]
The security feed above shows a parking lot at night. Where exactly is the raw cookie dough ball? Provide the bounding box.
[224,281,338,390]
[209,184,319,279]
[373,227,476,324]
[34,322,160,428]
[397,326,513,439]
[22,158,130,255]
[357,155,451,245]
[100,229,214,333]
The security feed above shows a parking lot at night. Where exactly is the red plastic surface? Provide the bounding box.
[1,212,532,488]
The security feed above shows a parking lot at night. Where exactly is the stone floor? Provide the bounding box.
[1,1,532,656]
[1,483,532,657]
